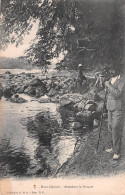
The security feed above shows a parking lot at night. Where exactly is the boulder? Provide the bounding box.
[84,103,97,112]
[18,85,28,93]
[38,96,50,103]
[50,96,59,103]
[35,87,45,98]
[47,88,57,97]
[3,86,13,98]
[29,78,45,87]
[5,71,11,74]
[76,111,92,123]
[85,100,95,105]
[0,83,3,98]
[60,93,83,104]
[74,100,85,111]
[24,86,36,96]
[26,73,32,77]
[59,97,73,107]
[71,122,82,130]
[10,96,27,103]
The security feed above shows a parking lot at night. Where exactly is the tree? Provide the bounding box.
[1,0,124,70]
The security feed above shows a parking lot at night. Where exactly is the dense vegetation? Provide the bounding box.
[1,0,124,70]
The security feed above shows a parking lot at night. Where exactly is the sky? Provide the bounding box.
[1,21,39,58]
[0,19,65,66]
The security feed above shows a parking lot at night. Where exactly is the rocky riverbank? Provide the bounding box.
[0,69,107,129]
[1,69,124,178]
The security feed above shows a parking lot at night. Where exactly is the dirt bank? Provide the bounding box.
[57,118,125,177]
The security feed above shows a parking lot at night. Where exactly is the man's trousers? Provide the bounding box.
[108,110,124,154]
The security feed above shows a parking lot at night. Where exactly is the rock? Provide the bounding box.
[74,100,85,111]
[47,88,57,97]
[3,86,13,98]
[5,71,11,74]
[59,97,73,107]
[50,96,59,103]
[85,100,95,105]
[10,97,27,103]
[71,122,82,130]
[38,95,50,103]
[14,94,19,98]
[76,111,94,129]
[62,84,68,90]
[26,73,32,77]
[0,83,3,98]
[24,86,36,96]
[60,93,83,104]
[28,79,47,95]
[13,85,21,93]
[84,103,97,112]
[18,85,28,93]
[76,111,92,123]
[36,87,45,98]
[29,78,45,87]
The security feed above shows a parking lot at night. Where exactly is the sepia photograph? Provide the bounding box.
[0,0,125,194]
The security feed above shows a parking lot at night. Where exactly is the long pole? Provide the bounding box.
[96,90,107,150]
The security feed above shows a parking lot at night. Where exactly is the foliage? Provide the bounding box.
[1,0,125,70]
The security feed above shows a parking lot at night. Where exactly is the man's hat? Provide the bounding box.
[78,64,83,67]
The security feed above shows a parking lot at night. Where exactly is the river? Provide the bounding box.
[0,92,85,178]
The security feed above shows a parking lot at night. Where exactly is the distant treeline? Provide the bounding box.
[0,57,33,69]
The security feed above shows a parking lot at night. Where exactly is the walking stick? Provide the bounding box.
[96,89,107,150]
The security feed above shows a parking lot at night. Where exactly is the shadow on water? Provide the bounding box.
[0,139,30,177]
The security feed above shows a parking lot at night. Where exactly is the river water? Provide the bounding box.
[0,71,86,177]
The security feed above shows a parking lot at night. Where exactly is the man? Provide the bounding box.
[105,68,125,160]
[77,64,86,88]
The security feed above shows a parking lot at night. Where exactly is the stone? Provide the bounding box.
[85,100,95,105]
[29,78,45,87]
[10,97,27,103]
[59,97,72,107]
[74,100,85,111]
[24,86,36,96]
[76,111,92,123]
[35,87,45,98]
[47,88,57,97]
[60,93,83,104]
[38,96,51,103]
[3,86,13,98]
[18,85,28,93]
[50,96,59,103]
[5,71,11,74]
[71,122,82,130]
[84,103,97,112]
